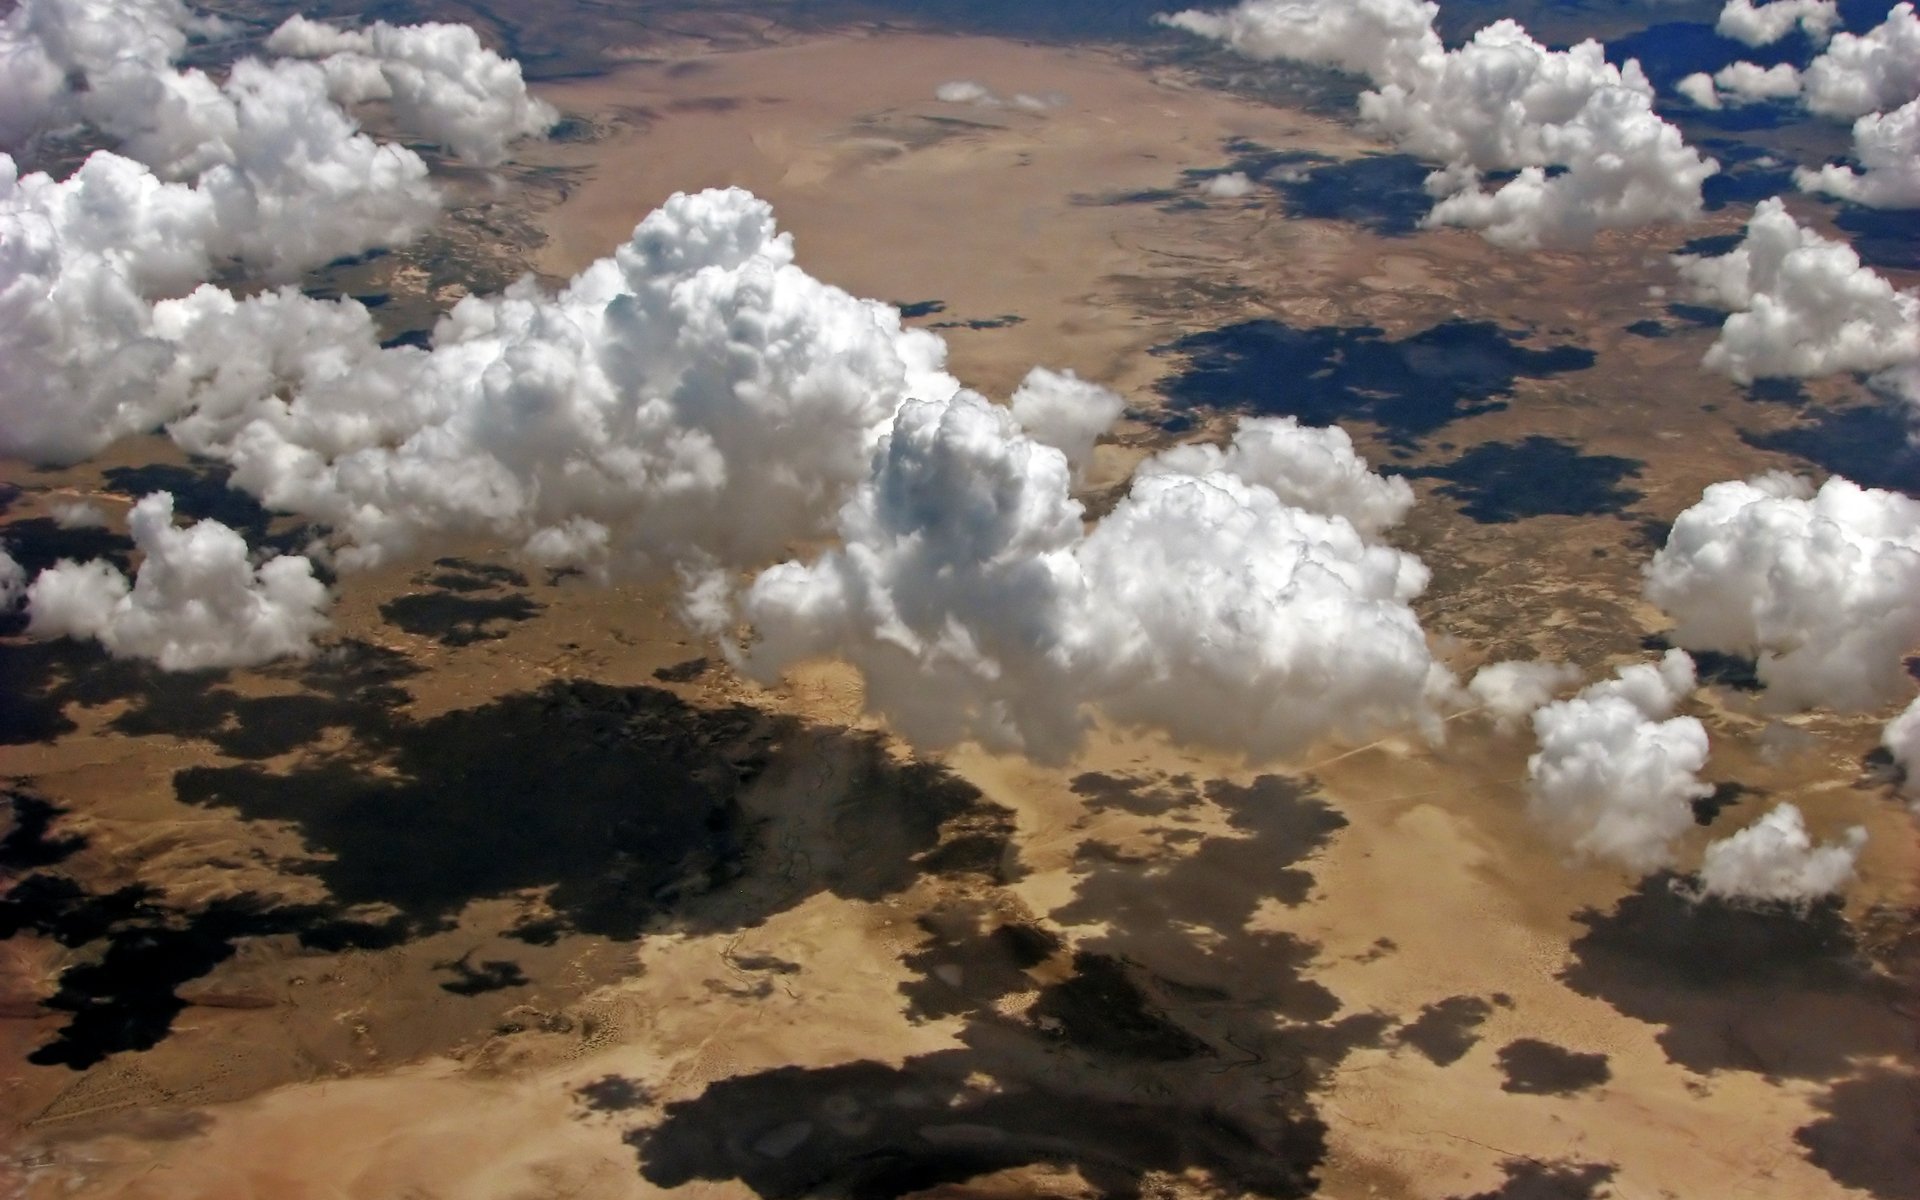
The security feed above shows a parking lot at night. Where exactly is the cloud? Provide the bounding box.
[1525,651,1711,873]
[1468,659,1582,731]
[1201,170,1258,198]
[1140,415,1414,537]
[1882,694,1920,803]
[1799,1,1920,118]
[24,491,330,670]
[51,499,107,528]
[1798,96,1920,208]
[1644,473,1920,711]
[1006,367,1126,481]
[1697,802,1865,902]
[80,189,952,577]
[266,15,557,166]
[932,79,1057,111]
[1689,3,1920,115]
[1677,60,1805,108]
[1158,0,1717,246]
[730,397,1443,762]
[1717,0,1839,49]
[1674,197,1920,384]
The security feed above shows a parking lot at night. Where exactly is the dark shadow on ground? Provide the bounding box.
[1495,1038,1611,1094]
[1834,204,1920,272]
[1449,1158,1619,1200]
[1400,437,1644,522]
[100,459,309,554]
[1743,402,1920,497]
[1796,1065,1920,1200]
[7,680,1015,1069]
[1155,320,1595,448]
[627,773,1384,1199]
[1560,875,1911,1080]
[1395,995,1492,1067]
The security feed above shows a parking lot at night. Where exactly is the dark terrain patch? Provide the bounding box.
[379,590,544,646]
[0,516,133,576]
[1156,319,1595,447]
[1743,402,1920,498]
[1795,1065,1920,1200]
[1450,1157,1619,1200]
[1395,995,1493,1067]
[1561,876,1910,1079]
[1834,203,1920,272]
[1495,1038,1612,1095]
[1401,437,1644,522]
[436,952,532,996]
[632,1040,1330,1200]
[1030,951,1212,1061]
[578,1075,651,1113]
[1069,770,1196,816]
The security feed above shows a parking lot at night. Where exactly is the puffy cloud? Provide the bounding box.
[0,546,23,611]
[1006,367,1125,480]
[1677,61,1806,108]
[1468,658,1582,731]
[1159,0,1717,246]
[154,189,953,576]
[1882,694,1920,801]
[1644,473,1920,711]
[1674,197,1920,383]
[1140,415,1413,537]
[1717,0,1839,49]
[266,16,556,166]
[25,491,330,670]
[1798,96,1920,208]
[1682,4,1920,116]
[1525,651,1711,873]
[1799,2,1920,118]
[51,500,107,528]
[1157,0,1442,82]
[932,80,1057,111]
[732,396,1442,762]
[1697,802,1864,902]
[1,151,218,464]
[0,0,200,143]
[1201,170,1257,198]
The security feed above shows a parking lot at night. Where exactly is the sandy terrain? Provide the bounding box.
[2,21,1916,1200]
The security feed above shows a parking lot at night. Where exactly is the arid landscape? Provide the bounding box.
[1,1,1916,1198]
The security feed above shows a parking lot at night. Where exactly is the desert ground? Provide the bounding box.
[1,12,1916,1200]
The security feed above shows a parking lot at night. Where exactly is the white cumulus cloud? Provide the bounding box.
[1717,0,1839,49]
[25,491,330,670]
[1798,96,1920,208]
[1674,197,1920,384]
[730,397,1443,762]
[266,15,557,166]
[1697,802,1865,901]
[1468,658,1582,731]
[1644,473,1920,711]
[1007,367,1126,481]
[1525,651,1712,873]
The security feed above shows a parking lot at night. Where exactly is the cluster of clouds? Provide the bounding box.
[1463,649,1863,901]
[1521,651,1713,874]
[1159,0,1719,246]
[720,405,1444,763]
[0,3,1893,907]
[932,80,1060,112]
[1682,3,1920,210]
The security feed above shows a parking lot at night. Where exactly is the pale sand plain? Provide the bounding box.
[2,25,1916,1200]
